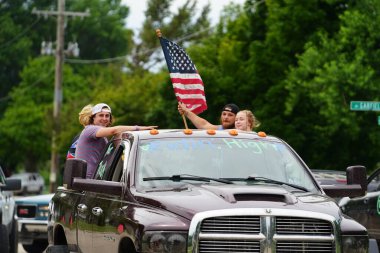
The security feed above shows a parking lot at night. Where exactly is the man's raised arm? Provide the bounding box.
[178,102,218,130]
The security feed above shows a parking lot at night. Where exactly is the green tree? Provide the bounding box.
[167,0,379,172]
[65,0,131,60]
[128,0,211,73]
[284,0,380,171]
[0,0,132,113]
[0,12,33,112]
[0,57,88,172]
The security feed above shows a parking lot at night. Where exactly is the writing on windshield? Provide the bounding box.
[139,138,281,154]
[136,137,316,191]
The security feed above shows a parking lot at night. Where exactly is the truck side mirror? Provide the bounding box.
[1,178,21,191]
[347,165,367,193]
[63,159,87,189]
[322,165,367,198]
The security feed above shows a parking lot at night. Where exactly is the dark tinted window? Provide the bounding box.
[94,139,124,181]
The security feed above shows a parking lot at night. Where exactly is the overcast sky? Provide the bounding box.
[121,0,245,32]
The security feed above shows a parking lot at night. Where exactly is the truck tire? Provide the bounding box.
[22,239,48,253]
[0,224,9,253]
[45,245,69,253]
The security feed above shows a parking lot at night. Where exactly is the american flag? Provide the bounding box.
[159,36,207,114]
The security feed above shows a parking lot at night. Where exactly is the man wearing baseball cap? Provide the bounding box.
[75,103,157,178]
[178,102,239,130]
[91,103,111,116]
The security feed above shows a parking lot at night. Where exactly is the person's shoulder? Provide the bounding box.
[84,125,103,131]
[81,125,103,137]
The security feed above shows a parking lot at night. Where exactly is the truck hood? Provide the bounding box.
[15,193,54,204]
[134,184,341,220]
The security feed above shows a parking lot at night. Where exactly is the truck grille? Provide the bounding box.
[277,241,334,252]
[200,240,260,252]
[276,217,332,235]
[190,209,336,253]
[201,216,260,234]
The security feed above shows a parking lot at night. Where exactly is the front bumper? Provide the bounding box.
[16,219,48,244]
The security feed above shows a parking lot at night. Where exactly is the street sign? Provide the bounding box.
[350,101,380,111]
[378,116,380,126]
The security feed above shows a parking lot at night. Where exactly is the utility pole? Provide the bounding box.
[32,0,90,193]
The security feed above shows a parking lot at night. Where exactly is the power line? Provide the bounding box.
[0,18,41,52]
[64,26,215,64]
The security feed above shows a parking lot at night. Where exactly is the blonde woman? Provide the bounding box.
[234,110,260,131]
[66,104,93,159]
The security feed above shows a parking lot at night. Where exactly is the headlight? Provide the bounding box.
[142,231,187,253]
[38,205,49,218]
[342,235,368,253]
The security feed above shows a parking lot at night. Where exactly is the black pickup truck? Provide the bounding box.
[0,165,21,253]
[48,129,372,253]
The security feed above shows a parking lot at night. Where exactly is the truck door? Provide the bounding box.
[364,172,380,240]
[53,189,84,250]
[0,168,14,228]
[92,140,130,253]
[76,190,97,253]
[342,168,380,242]
[76,139,129,253]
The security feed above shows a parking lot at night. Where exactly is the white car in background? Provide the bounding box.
[9,173,45,195]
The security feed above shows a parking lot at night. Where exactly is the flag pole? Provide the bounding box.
[156,28,189,129]
[181,110,189,129]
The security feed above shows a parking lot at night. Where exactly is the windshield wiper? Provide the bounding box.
[143,174,233,184]
[222,176,308,192]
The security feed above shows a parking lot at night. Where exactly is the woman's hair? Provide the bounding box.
[78,104,93,127]
[240,110,260,130]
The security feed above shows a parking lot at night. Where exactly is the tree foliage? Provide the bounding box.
[284,0,380,170]
[128,0,211,73]
[0,57,88,172]
[0,0,132,114]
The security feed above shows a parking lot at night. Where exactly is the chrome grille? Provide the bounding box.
[277,241,334,252]
[199,240,260,253]
[276,217,332,235]
[201,216,260,234]
[190,209,336,253]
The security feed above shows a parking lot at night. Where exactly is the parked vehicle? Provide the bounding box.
[312,169,347,185]
[0,165,21,253]
[9,173,44,195]
[48,129,371,253]
[340,167,380,250]
[14,193,53,253]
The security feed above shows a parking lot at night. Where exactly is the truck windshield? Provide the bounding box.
[135,137,318,192]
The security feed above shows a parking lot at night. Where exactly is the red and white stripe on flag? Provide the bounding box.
[158,35,207,114]
[170,72,207,114]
